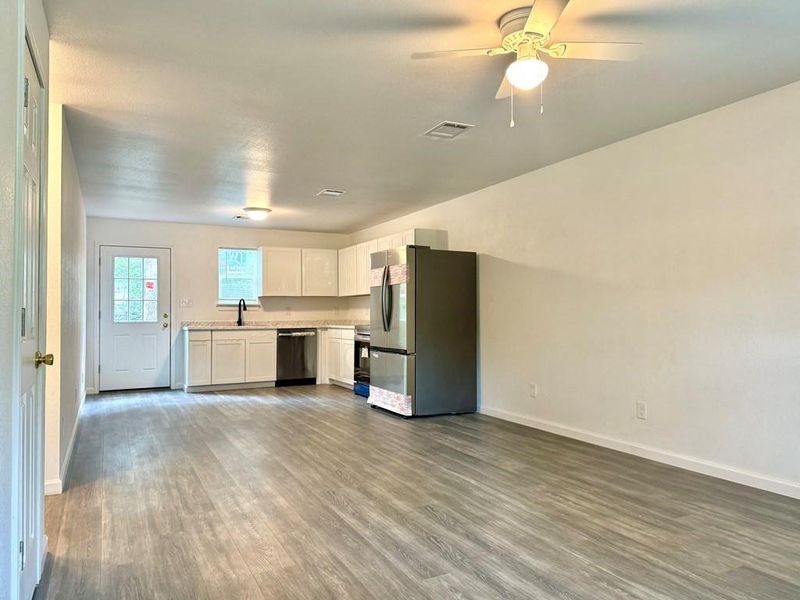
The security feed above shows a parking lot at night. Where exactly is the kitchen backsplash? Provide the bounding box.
[176,295,370,324]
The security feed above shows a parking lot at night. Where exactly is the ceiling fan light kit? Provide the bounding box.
[411,1,641,124]
[506,54,549,91]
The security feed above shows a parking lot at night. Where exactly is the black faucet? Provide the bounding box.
[236,298,247,326]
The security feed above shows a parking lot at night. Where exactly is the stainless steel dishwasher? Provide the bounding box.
[276,329,317,386]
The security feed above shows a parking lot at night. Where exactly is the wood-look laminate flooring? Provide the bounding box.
[37,385,800,599]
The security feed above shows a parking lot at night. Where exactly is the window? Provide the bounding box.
[113,256,158,323]
[218,248,262,304]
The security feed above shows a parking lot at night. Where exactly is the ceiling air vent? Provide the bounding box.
[316,189,346,197]
[422,121,475,139]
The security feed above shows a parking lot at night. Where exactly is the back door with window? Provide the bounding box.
[99,246,171,390]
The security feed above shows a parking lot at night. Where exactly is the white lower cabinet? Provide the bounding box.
[327,328,354,387]
[340,339,355,384]
[184,328,279,389]
[245,330,277,382]
[327,336,341,381]
[185,331,212,386]
[211,331,246,384]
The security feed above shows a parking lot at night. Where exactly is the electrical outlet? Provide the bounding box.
[529,383,538,399]
[636,401,648,420]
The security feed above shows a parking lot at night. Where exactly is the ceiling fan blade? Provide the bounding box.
[495,75,513,100]
[524,0,571,37]
[411,47,509,60]
[548,42,641,61]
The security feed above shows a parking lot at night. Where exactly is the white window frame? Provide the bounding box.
[217,247,262,306]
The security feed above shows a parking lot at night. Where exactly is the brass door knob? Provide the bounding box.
[34,352,54,367]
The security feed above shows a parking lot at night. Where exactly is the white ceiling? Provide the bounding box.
[45,0,800,233]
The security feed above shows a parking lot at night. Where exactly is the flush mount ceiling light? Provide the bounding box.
[241,206,272,221]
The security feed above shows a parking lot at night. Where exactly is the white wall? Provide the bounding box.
[85,218,350,391]
[59,121,87,470]
[352,81,800,498]
[45,105,86,495]
[44,104,63,490]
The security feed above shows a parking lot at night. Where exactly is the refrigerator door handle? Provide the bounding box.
[384,268,393,332]
[381,265,390,332]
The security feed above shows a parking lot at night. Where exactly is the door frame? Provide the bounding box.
[92,243,175,391]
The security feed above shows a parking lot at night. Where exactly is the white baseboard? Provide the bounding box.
[85,387,98,395]
[184,381,276,393]
[44,479,62,495]
[480,406,800,500]
[329,378,354,390]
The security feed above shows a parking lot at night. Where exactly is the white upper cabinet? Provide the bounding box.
[338,246,358,297]
[261,247,302,297]
[302,249,338,296]
[403,228,448,249]
[356,239,378,295]
[377,232,404,252]
[337,229,447,297]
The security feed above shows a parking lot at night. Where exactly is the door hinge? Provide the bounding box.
[19,540,24,571]
[23,78,29,108]
[98,310,101,321]
[20,307,26,337]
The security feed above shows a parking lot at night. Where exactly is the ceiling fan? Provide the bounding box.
[412,0,641,99]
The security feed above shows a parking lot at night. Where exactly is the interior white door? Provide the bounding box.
[99,246,171,391]
[18,46,46,600]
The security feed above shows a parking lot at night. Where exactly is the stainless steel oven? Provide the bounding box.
[354,325,370,397]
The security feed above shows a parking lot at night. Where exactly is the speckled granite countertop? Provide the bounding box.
[181,320,367,331]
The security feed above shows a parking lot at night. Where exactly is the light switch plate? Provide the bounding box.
[636,401,648,420]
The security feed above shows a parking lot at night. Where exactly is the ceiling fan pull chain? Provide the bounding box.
[510,85,515,128]
[540,81,545,115]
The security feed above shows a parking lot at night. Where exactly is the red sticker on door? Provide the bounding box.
[145,281,155,289]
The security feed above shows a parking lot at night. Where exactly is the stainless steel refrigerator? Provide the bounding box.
[369,246,477,417]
